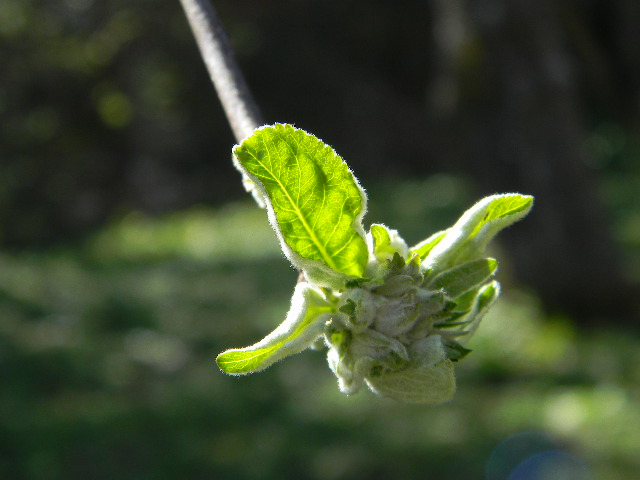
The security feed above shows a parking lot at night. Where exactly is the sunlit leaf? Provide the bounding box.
[370,224,408,262]
[423,194,533,269]
[216,283,334,374]
[410,229,448,260]
[233,124,369,288]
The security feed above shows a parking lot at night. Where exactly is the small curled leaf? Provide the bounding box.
[456,280,501,343]
[369,224,408,262]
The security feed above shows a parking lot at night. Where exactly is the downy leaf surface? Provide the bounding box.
[428,258,498,298]
[216,283,334,375]
[366,335,456,404]
[233,124,369,288]
[422,194,533,270]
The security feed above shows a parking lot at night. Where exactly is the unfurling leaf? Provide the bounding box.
[216,283,334,375]
[369,224,408,263]
[422,193,533,270]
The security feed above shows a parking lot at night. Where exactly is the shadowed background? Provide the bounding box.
[1,0,639,479]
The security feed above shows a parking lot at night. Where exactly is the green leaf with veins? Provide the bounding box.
[216,283,335,375]
[233,124,368,286]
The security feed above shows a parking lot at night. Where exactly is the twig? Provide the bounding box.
[179,0,263,143]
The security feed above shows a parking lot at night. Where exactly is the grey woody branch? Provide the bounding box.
[179,0,263,142]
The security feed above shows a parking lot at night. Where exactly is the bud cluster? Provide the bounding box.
[325,247,465,396]
[216,169,532,404]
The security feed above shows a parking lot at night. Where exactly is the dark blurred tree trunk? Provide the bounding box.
[446,0,637,321]
[612,0,640,123]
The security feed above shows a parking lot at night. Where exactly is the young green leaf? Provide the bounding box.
[443,339,472,362]
[457,280,501,343]
[365,360,456,404]
[428,257,498,298]
[466,194,533,249]
[233,124,369,288]
[369,224,408,262]
[216,283,335,375]
[410,229,448,260]
[423,194,533,269]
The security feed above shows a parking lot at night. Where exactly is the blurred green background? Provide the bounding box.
[1,0,639,479]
